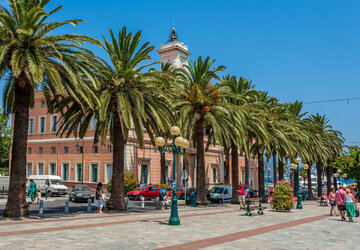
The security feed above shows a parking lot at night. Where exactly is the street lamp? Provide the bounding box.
[75,138,84,184]
[290,158,309,209]
[333,170,347,188]
[154,126,189,226]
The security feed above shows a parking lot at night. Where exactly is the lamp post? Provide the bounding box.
[75,138,84,185]
[290,158,309,209]
[333,169,347,188]
[154,126,189,226]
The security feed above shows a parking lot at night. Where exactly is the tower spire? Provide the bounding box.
[168,19,178,43]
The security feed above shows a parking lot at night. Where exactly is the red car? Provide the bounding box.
[127,186,160,200]
[168,187,185,197]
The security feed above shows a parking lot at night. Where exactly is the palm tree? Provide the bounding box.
[59,28,173,211]
[1,0,99,217]
[176,56,242,205]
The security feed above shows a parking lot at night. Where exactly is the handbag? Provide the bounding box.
[355,209,359,218]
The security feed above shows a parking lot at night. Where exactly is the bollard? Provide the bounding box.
[245,198,251,216]
[141,196,145,209]
[258,199,263,215]
[65,199,69,213]
[39,199,44,215]
[87,198,92,212]
[125,197,130,210]
[2,185,4,196]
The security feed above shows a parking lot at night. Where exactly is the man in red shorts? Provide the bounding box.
[237,183,246,209]
[335,185,346,221]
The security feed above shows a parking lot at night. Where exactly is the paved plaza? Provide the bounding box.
[0,201,359,249]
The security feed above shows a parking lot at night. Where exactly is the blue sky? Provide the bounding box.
[2,0,360,144]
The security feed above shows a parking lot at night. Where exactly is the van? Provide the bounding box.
[27,175,68,196]
[0,176,10,194]
[209,185,232,203]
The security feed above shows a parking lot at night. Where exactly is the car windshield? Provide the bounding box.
[74,186,90,191]
[136,187,146,191]
[50,180,63,185]
[211,187,224,194]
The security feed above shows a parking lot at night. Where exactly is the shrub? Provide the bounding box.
[271,180,295,210]
[107,170,138,195]
[154,184,172,191]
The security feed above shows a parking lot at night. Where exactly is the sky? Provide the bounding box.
[1,0,360,144]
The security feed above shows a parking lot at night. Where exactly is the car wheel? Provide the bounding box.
[48,190,53,197]
[139,195,144,200]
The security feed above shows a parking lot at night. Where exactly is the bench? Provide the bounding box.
[245,197,267,216]
[154,199,186,210]
[318,197,329,206]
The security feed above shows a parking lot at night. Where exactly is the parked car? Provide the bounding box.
[69,185,95,203]
[209,185,232,203]
[27,175,68,196]
[178,188,197,204]
[168,187,185,197]
[127,186,160,200]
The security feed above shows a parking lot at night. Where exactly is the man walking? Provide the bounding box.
[335,185,346,221]
[237,183,246,209]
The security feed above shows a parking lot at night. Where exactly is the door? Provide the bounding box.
[76,163,83,182]
[141,164,148,185]
[224,188,230,200]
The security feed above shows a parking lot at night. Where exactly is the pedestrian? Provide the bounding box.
[159,190,169,209]
[28,179,37,204]
[96,182,105,214]
[36,189,42,204]
[322,189,329,205]
[237,183,246,209]
[345,188,357,222]
[329,187,338,216]
[335,185,346,221]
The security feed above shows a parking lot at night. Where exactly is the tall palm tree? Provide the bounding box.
[176,56,240,204]
[59,28,173,211]
[1,0,99,217]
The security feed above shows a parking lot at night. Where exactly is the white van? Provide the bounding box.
[27,175,68,196]
[209,185,232,203]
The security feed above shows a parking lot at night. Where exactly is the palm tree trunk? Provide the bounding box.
[160,152,166,184]
[195,118,207,205]
[316,161,322,199]
[225,149,230,184]
[272,152,277,186]
[244,149,250,188]
[278,158,284,181]
[231,141,239,203]
[326,167,332,192]
[307,165,313,200]
[333,176,338,191]
[107,112,126,211]
[290,170,294,188]
[257,152,265,202]
[4,74,31,218]
[294,170,299,196]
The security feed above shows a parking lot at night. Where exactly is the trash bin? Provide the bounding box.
[190,193,197,207]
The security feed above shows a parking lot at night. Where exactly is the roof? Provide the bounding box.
[167,24,178,43]
[28,175,62,180]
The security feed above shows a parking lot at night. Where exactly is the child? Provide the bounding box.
[36,189,42,204]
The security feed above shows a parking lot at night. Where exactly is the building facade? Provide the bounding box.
[13,26,258,189]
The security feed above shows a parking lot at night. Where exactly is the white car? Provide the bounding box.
[27,175,68,196]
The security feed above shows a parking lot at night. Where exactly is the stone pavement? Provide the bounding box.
[0,201,358,249]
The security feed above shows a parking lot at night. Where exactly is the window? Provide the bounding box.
[250,169,253,187]
[62,163,69,181]
[64,146,69,154]
[76,163,83,182]
[29,118,34,134]
[241,169,245,184]
[38,163,44,175]
[105,163,113,183]
[39,147,43,154]
[49,163,57,175]
[28,147,32,154]
[91,117,97,130]
[39,116,45,133]
[51,115,58,132]
[78,146,83,154]
[90,163,99,183]
[27,163,32,177]
[166,166,169,178]
[224,188,229,194]
[108,145,113,153]
[212,168,217,183]
[141,164,148,184]
[51,147,56,154]
[41,100,46,108]
[92,146,98,154]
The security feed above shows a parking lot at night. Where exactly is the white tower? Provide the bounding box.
[157,24,191,68]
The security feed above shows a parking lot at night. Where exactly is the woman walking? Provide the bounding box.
[28,179,37,205]
[329,187,338,216]
[345,188,357,222]
[96,182,105,214]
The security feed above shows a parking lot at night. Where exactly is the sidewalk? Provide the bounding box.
[0,201,358,249]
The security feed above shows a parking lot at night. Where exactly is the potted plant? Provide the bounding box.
[271,180,295,211]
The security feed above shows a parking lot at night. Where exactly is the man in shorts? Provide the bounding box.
[237,183,246,209]
[335,185,346,221]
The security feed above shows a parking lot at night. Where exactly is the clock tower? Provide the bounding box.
[157,24,191,68]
